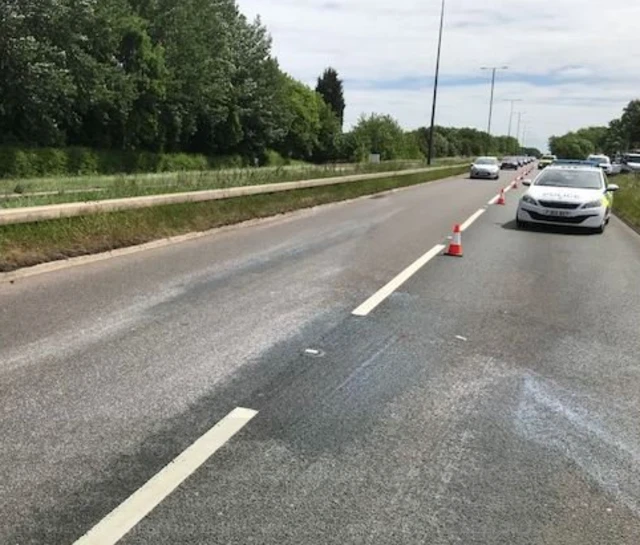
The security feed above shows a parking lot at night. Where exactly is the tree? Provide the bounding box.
[0,0,76,146]
[312,100,341,162]
[275,77,323,160]
[521,147,542,158]
[620,100,640,149]
[571,126,608,153]
[549,134,595,159]
[315,68,345,129]
[349,114,407,161]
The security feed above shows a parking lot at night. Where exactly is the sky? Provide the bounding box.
[236,0,640,152]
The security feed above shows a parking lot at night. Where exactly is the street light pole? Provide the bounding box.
[516,111,525,144]
[480,66,508,136]
[427,0,446,165]
[504,99,522,138]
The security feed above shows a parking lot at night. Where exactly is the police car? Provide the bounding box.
[516,161,619,233]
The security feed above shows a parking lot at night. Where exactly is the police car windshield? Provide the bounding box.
[535,169,603,189]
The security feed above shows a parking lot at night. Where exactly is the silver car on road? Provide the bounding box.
[470,157,500,180]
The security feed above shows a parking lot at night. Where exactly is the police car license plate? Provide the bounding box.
[544,210,570,217]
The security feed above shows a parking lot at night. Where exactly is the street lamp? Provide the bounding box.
[427,0,446,165]
[516,111,526,152]
[480,66,508,136]
[504,98,523,138]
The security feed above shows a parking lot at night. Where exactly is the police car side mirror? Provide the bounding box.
[606,184,619,192]
[522,179,532,186]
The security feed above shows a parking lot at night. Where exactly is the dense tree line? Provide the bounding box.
[0,0,524,174]
[549,100,640,159]
[411,126,527,159]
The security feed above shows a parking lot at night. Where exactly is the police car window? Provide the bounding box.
[535,170,603,189]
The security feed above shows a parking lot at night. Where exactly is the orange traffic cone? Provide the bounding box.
[497,188,506,205]
[446,224,463,257]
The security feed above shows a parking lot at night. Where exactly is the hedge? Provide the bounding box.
[0,147,248,179]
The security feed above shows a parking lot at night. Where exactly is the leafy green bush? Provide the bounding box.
[160,153,209,172]
[207,154,246,169]
[36,148,68,176]
[0,147,247,178]
[67,147,99,174]
[263,150,289,167]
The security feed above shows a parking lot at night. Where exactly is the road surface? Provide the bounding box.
[2,167,639,544]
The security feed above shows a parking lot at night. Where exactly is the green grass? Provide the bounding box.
[0,159,468,209]
[613,173,640,230]
[0,165,467,272]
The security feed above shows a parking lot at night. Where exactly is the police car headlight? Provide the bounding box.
[521,194,538,205]
[582,200,603,209]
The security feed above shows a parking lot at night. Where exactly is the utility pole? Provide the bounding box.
[427,0,446,165]
[505,99,522,138]
[516,111,525,153]
[480,66,508,136]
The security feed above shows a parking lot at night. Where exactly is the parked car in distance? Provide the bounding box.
[501,157,519,170]
[586,154,613,175]
[621,153,640,173]
[538,154,557,169]
[470,157,500,179]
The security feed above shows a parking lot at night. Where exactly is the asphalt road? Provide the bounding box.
[2,166,640,544]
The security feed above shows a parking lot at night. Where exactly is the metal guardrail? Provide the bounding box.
[0,165,465,226]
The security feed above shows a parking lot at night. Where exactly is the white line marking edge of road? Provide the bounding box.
[460,208,486,232]
[72,407,258,545]
[352,244,447,316]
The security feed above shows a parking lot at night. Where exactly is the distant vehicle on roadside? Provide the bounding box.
[538,154,557,169]
[516,162,619,234]
[586,154,613,175]
[501,157,519,170]
[470,157,500,179]
[610,162,622,175]
[621,153,640,173]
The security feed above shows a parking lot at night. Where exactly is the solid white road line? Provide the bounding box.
[460,208,486,232]
[352,244,446,316]
[488,195,499,205]
[72,407,258,545]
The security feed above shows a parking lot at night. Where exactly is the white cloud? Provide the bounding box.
[237,0,640,151]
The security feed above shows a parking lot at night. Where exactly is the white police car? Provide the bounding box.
[516,162,619,234]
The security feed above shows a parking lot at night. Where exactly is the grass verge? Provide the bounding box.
[613,173,640,231]
[0,166,466,272]
[0,158,469,208]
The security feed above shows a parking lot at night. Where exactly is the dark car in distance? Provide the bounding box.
[501,157,519,170]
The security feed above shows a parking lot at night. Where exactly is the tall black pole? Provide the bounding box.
[507,100,515,138]
[487,68,496,135]
[427,0,446,165]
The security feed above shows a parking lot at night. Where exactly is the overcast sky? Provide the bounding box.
[237,0,640,151]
